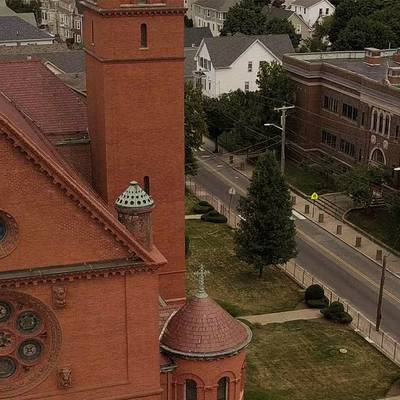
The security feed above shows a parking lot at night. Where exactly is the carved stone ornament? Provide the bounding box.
[383,140,389,150]
[58,367,72,389]
[371,134,377,144]
[52,286,67,309]
[0,290,62,399]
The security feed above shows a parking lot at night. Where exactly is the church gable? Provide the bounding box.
[0,98,160,274]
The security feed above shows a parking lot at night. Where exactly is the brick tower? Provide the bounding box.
[82,0,186,302]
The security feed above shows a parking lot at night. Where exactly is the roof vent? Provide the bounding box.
[365,47,382,66]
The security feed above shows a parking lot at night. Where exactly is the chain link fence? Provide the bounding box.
[186,180,400,367]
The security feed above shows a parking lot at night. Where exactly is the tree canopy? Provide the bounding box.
[184,82,207,175]
[235,151,297,278]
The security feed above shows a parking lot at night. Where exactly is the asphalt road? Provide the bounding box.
[193,149,400,341]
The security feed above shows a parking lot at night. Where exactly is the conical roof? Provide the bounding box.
[115,181,154,210]
[160,295,252,359]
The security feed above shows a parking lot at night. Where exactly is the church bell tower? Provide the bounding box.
[82,0,186,302]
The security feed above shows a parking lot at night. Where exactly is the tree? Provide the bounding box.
[234,151,297,278]
[338,165,388,210]
[184,16,193,27]
[221,0,268,36]
[264,17,301,48]
[204,96,232,153]
[184,82,207,175]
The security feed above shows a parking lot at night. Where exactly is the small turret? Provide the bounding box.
[115,181,154,250]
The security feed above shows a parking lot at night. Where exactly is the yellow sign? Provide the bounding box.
[311,192,319,201]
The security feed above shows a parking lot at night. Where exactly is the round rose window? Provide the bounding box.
[0,290,61,398]
[0,211,18,259]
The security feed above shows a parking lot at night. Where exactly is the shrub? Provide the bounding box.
[201,210,228,223]
[307,297,329,309]
[192,201,214,214]
[321,301,353,324]
[305,284,325,301]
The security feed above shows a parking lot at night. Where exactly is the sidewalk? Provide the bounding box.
[200,136,400,274]
[241,308,322,325]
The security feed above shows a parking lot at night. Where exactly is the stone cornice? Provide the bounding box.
[0,259,158,288]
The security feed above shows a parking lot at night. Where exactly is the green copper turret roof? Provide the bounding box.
[115,181,154,210]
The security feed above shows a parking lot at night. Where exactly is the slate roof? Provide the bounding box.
[0,60,87,137]
[193,0,240,12]
[184,27,212,48]
[0,0,36,26]
[202,34,294,68]
[0,16,53,42]
[184,48,197,78]
[291,0,325,7]
[161,295,252,358]
[263,5,295,19]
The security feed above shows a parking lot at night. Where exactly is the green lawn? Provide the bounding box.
[347,207,400,252]
[245,320,400,400]
[285,161,337,195]
[185,220,304,316]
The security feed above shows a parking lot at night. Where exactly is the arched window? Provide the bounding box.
[217,377,229,400]
[371,148,385,165]
[140,23,147,48]
[372,110,378,131]
[185,379,197,400]
[384,114,390,136]
[379,113,384,133]
[144,176,150,194]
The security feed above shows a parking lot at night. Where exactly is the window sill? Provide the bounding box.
[139,47,149,50]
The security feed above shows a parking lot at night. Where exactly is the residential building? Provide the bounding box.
[40,0,83,43]
[0,16,54,46]
[283,48,400,170]
[0,0,36,26]
[0,0,251,399]
[286,0,335,28]
[262,6,312,41]
[192,0,239,36]
[184,27,212,82]
[195,34,294,97]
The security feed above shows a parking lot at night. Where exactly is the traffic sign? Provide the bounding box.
[228,187,236,196]
[310,192,319,201]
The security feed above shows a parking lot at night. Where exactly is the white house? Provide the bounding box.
[194,34,294,97]
[286,0,335,28]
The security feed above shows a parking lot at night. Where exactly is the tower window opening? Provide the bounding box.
[140,24,148,48]
[144,176,150,194]
[91,20,95,45]
[217,377,229,400]
[184,379,197,400]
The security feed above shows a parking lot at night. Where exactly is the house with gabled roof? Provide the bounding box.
[285,0,335,27]
[194,33,294,97]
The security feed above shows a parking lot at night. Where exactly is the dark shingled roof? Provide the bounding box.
[184,48,197,78]
[184,27,212,48]
[203,34,294,68]
[0,16,53,42]
[193,0,240,12]
[291,0,325,7]
[262,5,295,19]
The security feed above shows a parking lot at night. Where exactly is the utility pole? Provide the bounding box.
[274,105,295,173]
[376,255,387,332]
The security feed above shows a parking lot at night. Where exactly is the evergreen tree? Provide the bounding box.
[234,151,296,278]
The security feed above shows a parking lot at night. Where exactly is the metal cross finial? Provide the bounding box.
[194,265,210,298]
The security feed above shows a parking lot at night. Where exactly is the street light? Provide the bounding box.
[264,123,283,131]
[264,122,285,173]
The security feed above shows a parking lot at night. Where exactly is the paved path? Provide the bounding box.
[241,309,322,325]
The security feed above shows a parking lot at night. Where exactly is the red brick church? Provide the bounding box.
[0,0,251,398]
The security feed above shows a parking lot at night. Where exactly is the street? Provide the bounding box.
[192,148,400,342]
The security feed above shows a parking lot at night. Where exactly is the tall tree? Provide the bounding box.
[184,82,207,175]
[264,17,301,48]
[235,151,296,278]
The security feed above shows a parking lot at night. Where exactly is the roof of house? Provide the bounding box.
[161,294,251,358]
[0,0,36,26]
[0,60,87,137]
[263,5,294,19]
[0,16,53,42]
[193,0,240,12]
[202,34,294,68]
[184,48,197,78]
[291,0,327,7]
[184,27,212,48]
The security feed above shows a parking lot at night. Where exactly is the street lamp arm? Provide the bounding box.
[264,123,283,131]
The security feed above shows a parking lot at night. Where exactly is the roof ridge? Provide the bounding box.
[0,93,164,266]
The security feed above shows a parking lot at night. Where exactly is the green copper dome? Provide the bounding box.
[115,181,154,210]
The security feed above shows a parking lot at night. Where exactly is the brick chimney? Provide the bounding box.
[115,181,154,251]
[388,66,400,85]
[365,48,382,66]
